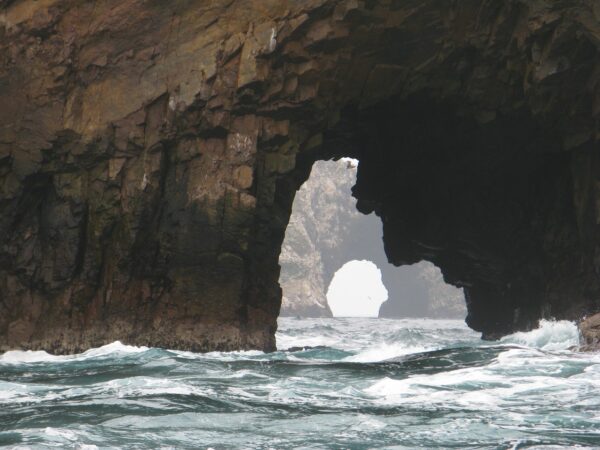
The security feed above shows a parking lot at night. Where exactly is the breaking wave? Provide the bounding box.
[0,341,148,364]
[499,319,579,351]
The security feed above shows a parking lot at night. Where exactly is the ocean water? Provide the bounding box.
[1,317,600,449]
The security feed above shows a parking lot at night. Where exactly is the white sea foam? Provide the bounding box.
[0,349,64,363]
[0,381,36,402]
[499,319,579,351]
[224,369,270,379]
[102,376,206,398]
[344,342,433,362]
[364,320,587,412]
[44,427,78,441]
[276,317,478,359]
[364,368,574,410]
[0,341,148,364]
[171,349,265,361]
[82,341,148,357]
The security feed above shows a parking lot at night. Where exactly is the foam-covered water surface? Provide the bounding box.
[1,318,599,449]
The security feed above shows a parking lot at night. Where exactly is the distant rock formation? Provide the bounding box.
[378,261,466,319]
[279,160,466,319]
[279,160,357,317]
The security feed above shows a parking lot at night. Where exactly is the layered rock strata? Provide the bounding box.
[1,0,600,352]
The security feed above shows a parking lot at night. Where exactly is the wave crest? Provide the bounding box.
[0,341,148,364]
[500,319,579,351]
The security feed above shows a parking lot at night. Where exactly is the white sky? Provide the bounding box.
[327,260,388,317]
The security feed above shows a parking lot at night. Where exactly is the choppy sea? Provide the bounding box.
[1,317,600,449]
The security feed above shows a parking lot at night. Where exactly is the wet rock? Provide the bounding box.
[579,314,600,351]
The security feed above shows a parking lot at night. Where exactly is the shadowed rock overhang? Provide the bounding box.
[1,0,599,352]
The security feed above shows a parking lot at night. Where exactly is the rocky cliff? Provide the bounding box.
[1,0,600,352]
[279,160,466,319]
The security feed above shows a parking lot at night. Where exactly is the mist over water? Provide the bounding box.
[1,318,600,449]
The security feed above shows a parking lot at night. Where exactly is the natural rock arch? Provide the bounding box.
[278,159,465,319]
[1,0,599,352]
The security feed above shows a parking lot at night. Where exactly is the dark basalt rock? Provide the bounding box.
[1,0,600,353]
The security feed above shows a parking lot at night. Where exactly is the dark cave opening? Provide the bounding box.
[271,91,591,340]
[335,94,586,338]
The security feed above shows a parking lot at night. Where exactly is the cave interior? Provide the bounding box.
[275,91,595,339]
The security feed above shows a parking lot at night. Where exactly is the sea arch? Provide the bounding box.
[0,0,598,352]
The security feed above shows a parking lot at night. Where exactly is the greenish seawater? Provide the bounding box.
[1,317,599,449]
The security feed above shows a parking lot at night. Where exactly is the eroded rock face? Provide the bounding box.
[1,0,600,352]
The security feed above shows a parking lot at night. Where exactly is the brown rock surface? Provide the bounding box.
[579,313,600,350]
[1,0,600,352]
